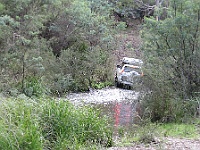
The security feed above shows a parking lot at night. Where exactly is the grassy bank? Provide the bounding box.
[0,97,113,150]
[1,96,199,149]
[114,121,200,147]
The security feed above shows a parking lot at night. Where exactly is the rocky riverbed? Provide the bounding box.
[66,87,140,105]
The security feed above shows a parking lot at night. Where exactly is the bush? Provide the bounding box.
[24,76,44,97]
[49,74,77,96]
[91,81,113,89]
[141,1,200,123]
[141,69,200,123]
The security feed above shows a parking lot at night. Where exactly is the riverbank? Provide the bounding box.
[65,87,200,150]
[1,93,200,150]
[108,137,200,150]
[108,121,200,150]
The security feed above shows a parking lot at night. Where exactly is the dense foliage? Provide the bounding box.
[141,0,200,122]
[0,0,121,96]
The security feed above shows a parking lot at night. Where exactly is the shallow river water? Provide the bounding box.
[66,87,139,104]
[66,87,140,127]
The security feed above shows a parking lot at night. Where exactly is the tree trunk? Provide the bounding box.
[155,0,159,21]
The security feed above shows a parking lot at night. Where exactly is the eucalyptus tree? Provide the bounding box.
[0,0,52,95]
[0,0,122,95]
[109,0,169,24]
[48,0,117,93]
[142,0,200,121]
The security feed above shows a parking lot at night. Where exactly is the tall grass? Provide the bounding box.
[0,98,112,150]
[41,99,113,149]
[0,99,42,150]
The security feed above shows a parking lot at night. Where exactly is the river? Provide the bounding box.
[66,87,141,127]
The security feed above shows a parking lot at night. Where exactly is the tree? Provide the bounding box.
[110,0,169,24]
[0,0,51,95]
[141,0,200,122]
[0,0,122,96]
[45,0,116,93]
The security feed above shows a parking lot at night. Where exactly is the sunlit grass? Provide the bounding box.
[157,123,200,139]
[113,120,200,147]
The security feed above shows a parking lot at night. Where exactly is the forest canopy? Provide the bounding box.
[0,0,120,95]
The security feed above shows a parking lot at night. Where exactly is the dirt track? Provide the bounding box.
[108,137,200,150]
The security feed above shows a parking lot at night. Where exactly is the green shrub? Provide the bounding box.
[92,81,113,89]
[49,74,76,96]
[24,76,44,97]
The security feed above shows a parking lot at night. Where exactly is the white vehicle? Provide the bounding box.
[115,57,143,88]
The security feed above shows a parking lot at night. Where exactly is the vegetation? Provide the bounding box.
[141,0,200,122]
[0,0,173,96]
[0,98,112,149]
[0,0,120,96]
[113,121,200,147]
[0,0,200,148]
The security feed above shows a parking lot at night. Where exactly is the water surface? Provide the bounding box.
[66,87,140,127]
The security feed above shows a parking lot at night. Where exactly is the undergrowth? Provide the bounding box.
[114,119,200,147]
[0,98,113,150]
